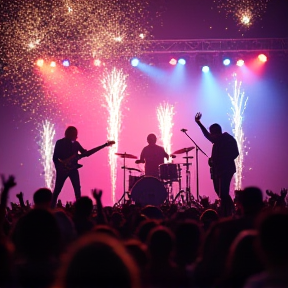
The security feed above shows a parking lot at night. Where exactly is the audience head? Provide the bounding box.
[74,196,93,219]
[141,205,164,220]
[257,211,288,268]
[236,187,263,216]
[174,219,203,265]
[200,209,219,231]
[11,208,61,259]
[225,230,264,282]
[135,219,158,243]
[147,225,175,260]
[33,187,52,209]
[57,233,140,288]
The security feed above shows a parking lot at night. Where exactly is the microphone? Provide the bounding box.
[181,128,188,132]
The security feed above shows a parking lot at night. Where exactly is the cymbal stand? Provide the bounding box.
[116,154,128,206]
[172,165,185,205]
[183,152,193,205]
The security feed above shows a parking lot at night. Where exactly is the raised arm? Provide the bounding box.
[195,112,214,143]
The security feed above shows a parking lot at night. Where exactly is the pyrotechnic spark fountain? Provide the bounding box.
[157,102,175,163]
[38,120,56,190]
[101,68,128,204]
[227,74,248,191]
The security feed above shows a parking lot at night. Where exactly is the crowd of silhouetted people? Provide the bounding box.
[1,174,288,288]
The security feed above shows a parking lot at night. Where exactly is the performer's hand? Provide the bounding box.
[92,189,103,201]
[195,112,202,123]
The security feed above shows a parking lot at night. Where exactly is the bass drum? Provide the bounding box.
[131,176,167,207]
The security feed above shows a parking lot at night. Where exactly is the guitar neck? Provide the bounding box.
[80,143,107,159]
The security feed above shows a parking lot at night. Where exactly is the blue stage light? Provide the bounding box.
[223,59,231,66]
[62,60,70,67]
[202,66,210,73]
[178,58,186,65]
[131,58,139,67]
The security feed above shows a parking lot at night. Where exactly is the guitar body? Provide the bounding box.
[58,140,115,175]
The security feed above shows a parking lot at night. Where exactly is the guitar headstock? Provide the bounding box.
[107,140,116,146]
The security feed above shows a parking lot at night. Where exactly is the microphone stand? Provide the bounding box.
[181,130,209,200]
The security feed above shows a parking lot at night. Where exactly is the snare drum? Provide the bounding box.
[131,176,167,206]
[159,163,179,182]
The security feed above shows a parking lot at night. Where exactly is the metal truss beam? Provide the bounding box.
[140,38,288,54]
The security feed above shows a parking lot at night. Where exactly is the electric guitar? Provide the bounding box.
[58,140,115,174]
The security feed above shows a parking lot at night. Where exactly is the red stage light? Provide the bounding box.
[169,58,177,66]
[258,54,267,63]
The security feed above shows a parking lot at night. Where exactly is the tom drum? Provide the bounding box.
[159,163,179,182]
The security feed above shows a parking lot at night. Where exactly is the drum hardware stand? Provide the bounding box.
[181,130,209,201]
[183,153,193,205]
[114,152,138,206]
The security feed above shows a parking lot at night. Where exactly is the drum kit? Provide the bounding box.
[115,146,195,207]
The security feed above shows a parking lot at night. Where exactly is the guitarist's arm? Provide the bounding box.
[80,141,115,158]
[195,112,214,143]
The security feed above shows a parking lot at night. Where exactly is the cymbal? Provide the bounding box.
[172,147,195,154]
[170,154,176,159]
[121,166,141,172]
[115,153,138,159]
[183,156,194,159]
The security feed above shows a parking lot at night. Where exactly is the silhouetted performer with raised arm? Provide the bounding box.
[135,133,169,178]
[195,112,239,216]
[52,126,114,208]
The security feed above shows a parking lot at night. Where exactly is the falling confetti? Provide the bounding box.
[214,0,270,29]
[0,0,161,121]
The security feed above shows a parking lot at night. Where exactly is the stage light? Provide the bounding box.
[236,59,245,67]
[169,58,177,66]
[178,58,186,65]
[202,66,210,73]
[36,59,44,67]
[62,60,70,67]
[50,61,56,68]
[258,54,267,63]
[131,58,139,67]
[223,58,231,66]
[94,59,102,67]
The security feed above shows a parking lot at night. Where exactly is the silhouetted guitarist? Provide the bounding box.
[51,126,114,208]
[195,113,239,217]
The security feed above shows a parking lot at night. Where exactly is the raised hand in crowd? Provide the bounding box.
[16,191,28,209]
[92,188,107,224]
[0,174,16,237]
